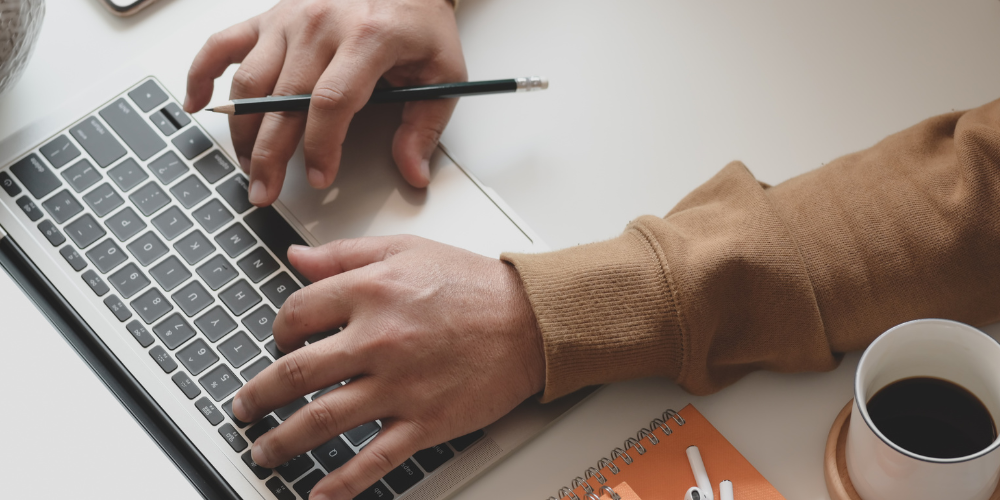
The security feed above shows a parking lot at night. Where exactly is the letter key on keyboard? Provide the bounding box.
[106,207,146,241]
[218,331,260,368]
[194,306,237,342]
[196,255,237,290]
[151,206,193,241]
[149,255,192,291]
[171,280,213,316]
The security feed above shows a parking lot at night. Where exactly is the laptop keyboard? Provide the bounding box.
[0,78,484,500]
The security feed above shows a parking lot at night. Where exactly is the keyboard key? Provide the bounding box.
[306,329,338,346]
[126,231,168,266]
[196,254,238,290]
[169,174,210,209]
[215,224,256,258]
[171,280,213,316]
[240,356,271,382]
[100,98,166,161]
[106,207,147,241]
[85,239,127,273]
[70,116,126,168]
[177,338,220,375]
[344,422,381,447]
[162,102,191,128]
[129,182,170,216]
[149,151,188,185]
[132,288,173,324]
[153,313,196,350]
[219,423,248,453]
[413,445,454,473]
[293,470,325,500]
[10,154,62,198]
[196,397,224,425]
[128,80,168,112]
[174,230,215,264]
[0,171,21,196]
[310,383,341,401]
[16,196,42,221]
[265,478,296,500]
[383,459,424,494]
[216,175,253,213]
[193,199,233,233]
[82,270,109,296]
[355,481,395,500]
[449,430,485,451]
[125,319,155,347]
[193,149,235,183]
[238,247,279,283]
[245,415,279,442]
[39,134,81,169]
[218,331,260,368]
[151,206,193,240]
[172,127,212,160]
[200,364,242,401]
[194,306,237,342]
[59,245,87,271]
[150,109,178,136]
[219,279,261,316]
[222,398,252,428]
[65,214,106,248]
[261,273,300,308]
[244,206,309,284]
[82,183,124,217]
[41,190,83,224]
[172,371,202,399]
[149,255,191,291]
[242,305,276,341]
[274,397,308,421]
[109,263,151,298]
[265,341,287,361]
[149,345,178,373]
[61,159,101,193]
[37,220,65,246]
[107,158,148,192]
[275,454,315,483]
[241,450,272,480]
[313,436,356,473]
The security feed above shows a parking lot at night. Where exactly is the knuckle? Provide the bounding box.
[231,67,261,96]
[351,18,387,43]
[281,287,309,328]
[310,82,350,113]
[306,398,343,437]
[278,353,310,391]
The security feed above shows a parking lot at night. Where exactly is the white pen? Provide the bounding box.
[686,446,714,500]
[720,480,734,500]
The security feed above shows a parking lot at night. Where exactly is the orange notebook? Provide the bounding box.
[548,404,785,500]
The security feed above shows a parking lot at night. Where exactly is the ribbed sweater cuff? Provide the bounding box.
[502,227,684,403]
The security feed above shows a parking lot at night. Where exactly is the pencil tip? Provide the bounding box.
[205,108,214,112]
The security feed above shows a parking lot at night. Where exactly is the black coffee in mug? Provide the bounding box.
[867,376,997,459]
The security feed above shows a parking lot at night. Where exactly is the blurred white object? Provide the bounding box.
[0,0,44,96]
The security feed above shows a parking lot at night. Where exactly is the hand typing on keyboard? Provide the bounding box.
[183,0,466,207]
[230,235,545,500]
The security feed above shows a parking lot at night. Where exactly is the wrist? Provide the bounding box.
[502,261,546,397]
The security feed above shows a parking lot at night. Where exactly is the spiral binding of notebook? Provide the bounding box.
[548,410,687,500]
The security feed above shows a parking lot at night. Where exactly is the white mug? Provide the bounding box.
[846,319,1000,500]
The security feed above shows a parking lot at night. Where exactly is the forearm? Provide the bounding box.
[504,98,1000,401]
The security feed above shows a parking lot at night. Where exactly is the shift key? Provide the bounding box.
[70,117,126,168]
[100,98,166,161]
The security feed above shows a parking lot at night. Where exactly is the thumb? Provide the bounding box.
[287,235,421,282]
[392,98,459,188]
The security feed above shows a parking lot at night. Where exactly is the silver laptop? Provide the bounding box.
[0,65,587,500]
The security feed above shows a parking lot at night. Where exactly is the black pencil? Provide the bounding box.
[207,76,548,115]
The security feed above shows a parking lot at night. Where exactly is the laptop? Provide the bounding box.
[0,19,589,500]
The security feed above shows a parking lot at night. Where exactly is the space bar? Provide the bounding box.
[243,206,310,285]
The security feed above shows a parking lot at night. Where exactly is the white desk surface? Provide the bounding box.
[3,1,1000,499]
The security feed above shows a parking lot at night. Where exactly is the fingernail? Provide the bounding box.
[288,244,309,255]
[248,180,267,205]
[183,94,191,111]
[419,159,431,183]
[251,441,272,467]
[307,168,326,188]
[237,156,250,173]
[232,394,248,420]
[310,494,329,500]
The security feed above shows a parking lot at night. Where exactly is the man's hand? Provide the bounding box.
[230,236,545,500]
[184,0,466,207]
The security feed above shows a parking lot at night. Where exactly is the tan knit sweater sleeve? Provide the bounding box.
[503,99,1000,402]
